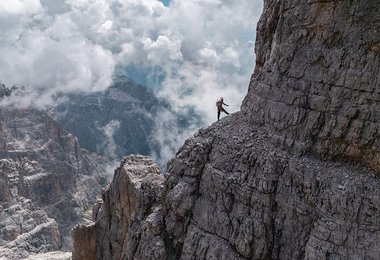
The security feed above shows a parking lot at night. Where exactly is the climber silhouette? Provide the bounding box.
[216,97,229,120]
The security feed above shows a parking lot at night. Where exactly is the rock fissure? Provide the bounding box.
[190,218,249,259]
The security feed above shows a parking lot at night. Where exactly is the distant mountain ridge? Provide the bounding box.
[51,75,201,167]
[51,75,161,159]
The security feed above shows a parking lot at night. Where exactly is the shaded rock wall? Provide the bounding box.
[72,224,97,260]
[73,155,166,260]
[163,115,379,259]
[242,0,380,170]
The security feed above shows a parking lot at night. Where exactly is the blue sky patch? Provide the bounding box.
[160,0,170,6]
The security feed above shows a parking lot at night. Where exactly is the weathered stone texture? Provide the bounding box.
[74,117,379,259]
[163,115,379,259]
[242,0,380,171]
[72,155,166,260]
[0,107,110,259]
[72,224,97,260]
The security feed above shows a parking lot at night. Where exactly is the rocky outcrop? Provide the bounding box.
[73,155,165,260]
[0,105,110,259]
[0,197,61,260]
[0,83,10,98]
[162,115,379,259]
[73,0,380,259]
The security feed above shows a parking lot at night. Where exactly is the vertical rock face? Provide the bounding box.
[72,224,97,260]
[74,0,380,259]
[0,105,109,259]
[242,0,380,170]
[73,155,165,260]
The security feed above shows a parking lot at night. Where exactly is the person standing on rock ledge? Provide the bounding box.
[216,97,229,120]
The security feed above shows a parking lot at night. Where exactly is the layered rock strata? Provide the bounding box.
[73,0,380,259]
[0,105,110,259]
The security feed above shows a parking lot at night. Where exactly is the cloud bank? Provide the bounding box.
[0,0,115,106]
[0,0,263,166]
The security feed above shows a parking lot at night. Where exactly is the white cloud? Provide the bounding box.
[0,0,115,107]
[99,20,113,33]
[112,0,263,122]
[143,35,182,63]
[149,108,200,169]
[0,0,42,16]
[99,120,121,159]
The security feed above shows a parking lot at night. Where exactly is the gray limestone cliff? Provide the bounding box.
[243,0,380,171]
[0,102,110,259]
[73,0,380,259]
[73,155,165,260]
